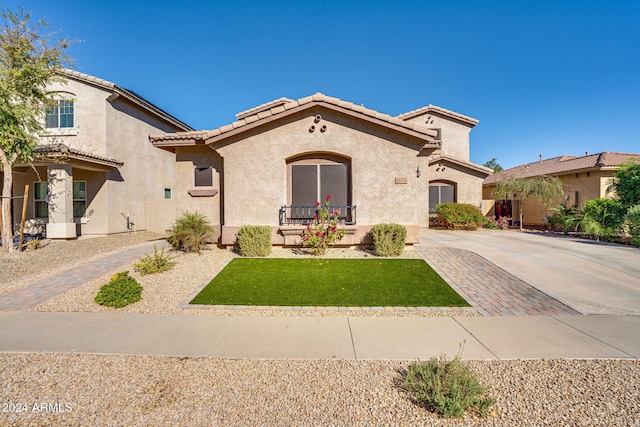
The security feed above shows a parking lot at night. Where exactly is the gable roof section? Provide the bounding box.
[151,93,441,149]
[397,104,479,127]
[428,153,493,176]
[236,97,295,120]
[483,152,640,185]
[58,69,194,132]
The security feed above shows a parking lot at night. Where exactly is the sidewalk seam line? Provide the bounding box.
[452,317,500,360]
[347,317,358,360]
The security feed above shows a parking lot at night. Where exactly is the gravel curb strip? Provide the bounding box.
[0,354,638,426]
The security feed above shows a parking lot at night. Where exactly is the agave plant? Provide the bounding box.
[167,211,215,253]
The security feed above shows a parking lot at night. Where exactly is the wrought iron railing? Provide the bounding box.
[279,205,357,226]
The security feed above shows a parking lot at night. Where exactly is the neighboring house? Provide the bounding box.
[0,69,193,239]
[150,94,491,245]
[483,152,640,226]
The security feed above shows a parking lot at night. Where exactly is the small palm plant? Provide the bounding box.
[167,211,215,253]
[548,205,582,235]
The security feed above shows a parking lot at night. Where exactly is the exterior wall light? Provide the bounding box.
[416,166,421,178]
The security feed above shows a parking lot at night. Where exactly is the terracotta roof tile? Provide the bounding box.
[151,93,442,146]
[235,97,294,120]
[398,104,479,126]
[483,152,640,185]
[34,144,123,167]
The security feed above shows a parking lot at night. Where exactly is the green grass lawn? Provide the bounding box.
[190,258,469,307]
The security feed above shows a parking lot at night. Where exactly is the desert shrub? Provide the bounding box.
[579,198,626,241]
[167,211,216,253]
[25,238,43,251]
[404,352,495,418]
[435,203,486,230]
[483,216,510,230]
[626,205,640,245]
[133,245,176,275]
[371,223,406,256]
[95,271,142,308]
[237,225,272,257]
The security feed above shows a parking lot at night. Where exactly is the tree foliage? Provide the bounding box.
[492,175,564,229]
[0,7,73,251]
[483,158,503,172]
[612,160,640,208]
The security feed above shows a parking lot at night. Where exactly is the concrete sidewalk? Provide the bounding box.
[1,311,638,360]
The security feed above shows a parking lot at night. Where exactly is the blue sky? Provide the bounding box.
[7,0,640,168]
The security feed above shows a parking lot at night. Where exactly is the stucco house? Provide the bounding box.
[0,69,193,239]
[150,94,491,246]
[483,152,640,226]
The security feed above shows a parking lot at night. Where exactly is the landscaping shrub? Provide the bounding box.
[579,198,626,241]
[404,350,495,418]
[626,204,640,246]
[167,211,216,253]
[237,225,272,256]
[547,205,582,235]
[94,271,142,308]
[300,195,346,255]
[435,203,486,230]
[133,245,176,275]
[483,216,510,230]
[371,223,406,256]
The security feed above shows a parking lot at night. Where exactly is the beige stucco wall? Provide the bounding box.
[172,107,432,245]
[33,78,183,236]
[175,146,223,228]
[217,108,425,227]
[428,160,486,208]
[402,111,473,161]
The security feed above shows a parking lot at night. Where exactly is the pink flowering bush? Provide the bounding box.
[484,216,511,230]
[300,195,346,255]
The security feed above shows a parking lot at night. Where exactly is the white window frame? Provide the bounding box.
[46,99,75,129]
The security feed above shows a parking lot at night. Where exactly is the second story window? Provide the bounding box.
[46,100,74,128]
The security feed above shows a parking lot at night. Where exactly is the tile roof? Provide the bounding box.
[397,104,479,126]
[483,152,640,185]
[151,93,441,147]
[429,153,493,176]
[58,69,194,131]
[235,97,295,120]
[33,144,124,167]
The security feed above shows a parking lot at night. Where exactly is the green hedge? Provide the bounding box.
[371,223,406,256]
[435,203,486,230]
[237,225,272,257]
[95,271,142,308]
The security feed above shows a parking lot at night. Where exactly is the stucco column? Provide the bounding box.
[46,164,77,239]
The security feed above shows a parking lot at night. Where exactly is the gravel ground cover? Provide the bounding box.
[0,353,637,426]
[3,237,639,425]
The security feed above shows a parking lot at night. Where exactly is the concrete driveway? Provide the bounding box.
[420,229,640,315]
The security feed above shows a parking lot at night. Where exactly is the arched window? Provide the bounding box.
[283,153,353,224]
[429,181,456,213]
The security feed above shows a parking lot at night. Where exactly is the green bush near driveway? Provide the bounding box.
[237,225,272,257]
[190,258,469,307]
[95,271,142,308]
[435,203,486,230]
[371,223,406,256]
